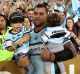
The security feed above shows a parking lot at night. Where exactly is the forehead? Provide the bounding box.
[67,19,73,21]
[28,10,34,13]
[0,16,5,20]
[34,7,47,13]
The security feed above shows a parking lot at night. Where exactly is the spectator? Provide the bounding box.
[8,12,34,74]
[8,5,16,18]
[66,17,75,32]
[0,4,4,13]
[0,13,14,61]
[69,18,80,53]
[27,8,34,22]
[27,8,35,30]
[5,12,30,69]
[16,7,25,14]
[24,17,31,32]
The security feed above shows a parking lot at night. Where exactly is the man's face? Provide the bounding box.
[34,7,47,27]
[0,16,6,30]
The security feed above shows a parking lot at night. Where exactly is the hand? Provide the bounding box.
[40,48,51,62]
[17,55,30,68]
[71,32,76,38]
[7,45,16,51]
[15,38,23,46]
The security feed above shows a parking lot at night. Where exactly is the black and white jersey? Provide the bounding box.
[41,26,71,52]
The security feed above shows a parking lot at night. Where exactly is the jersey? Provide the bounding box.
[42,26,71,52]
[29,28,47,74]
[5,26,29,55]
[0,27,12,49]
[41,26,71,74]
[0,27,14,61]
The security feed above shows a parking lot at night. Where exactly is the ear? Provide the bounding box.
[10,23,13,27]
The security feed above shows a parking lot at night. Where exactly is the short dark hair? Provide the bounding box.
[0,14,9,26]
[16,7,25,13]
[34,4,48,13]
[27,8,34,12]
[27,8,34,15]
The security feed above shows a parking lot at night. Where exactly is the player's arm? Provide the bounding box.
[41,41,77,62]
[7,45,16,51]
[54,41,77,62]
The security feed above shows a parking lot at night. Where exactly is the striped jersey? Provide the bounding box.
[29,28,46,74]
[5,26,29,55]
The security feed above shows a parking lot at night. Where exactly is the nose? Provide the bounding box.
[35,14,40,19]
[17,22,22,25]
[0,21,3,24]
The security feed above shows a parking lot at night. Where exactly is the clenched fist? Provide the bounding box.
[17,55,30,68]
[40,48,55,62]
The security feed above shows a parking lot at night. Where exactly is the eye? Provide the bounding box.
[34,12,38,15]
[39,13,44,15]
[1,19,5,22]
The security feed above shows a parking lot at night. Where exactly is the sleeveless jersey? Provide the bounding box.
[29,28,47,74]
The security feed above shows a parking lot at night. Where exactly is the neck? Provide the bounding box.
[68,27,73,31]
[0,27,7,34]
[35,25,45,32]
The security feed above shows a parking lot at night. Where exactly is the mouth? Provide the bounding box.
[16,27,21,31]
[35,20,40,23]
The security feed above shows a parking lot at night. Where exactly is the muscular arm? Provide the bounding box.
[54,41,77,62]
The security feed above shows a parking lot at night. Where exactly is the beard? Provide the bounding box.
[34,21,46,28]
[35,24,43,27]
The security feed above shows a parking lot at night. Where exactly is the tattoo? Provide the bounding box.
[64,41,77,57]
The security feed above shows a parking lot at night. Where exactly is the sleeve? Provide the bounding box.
[41,33,49,43]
